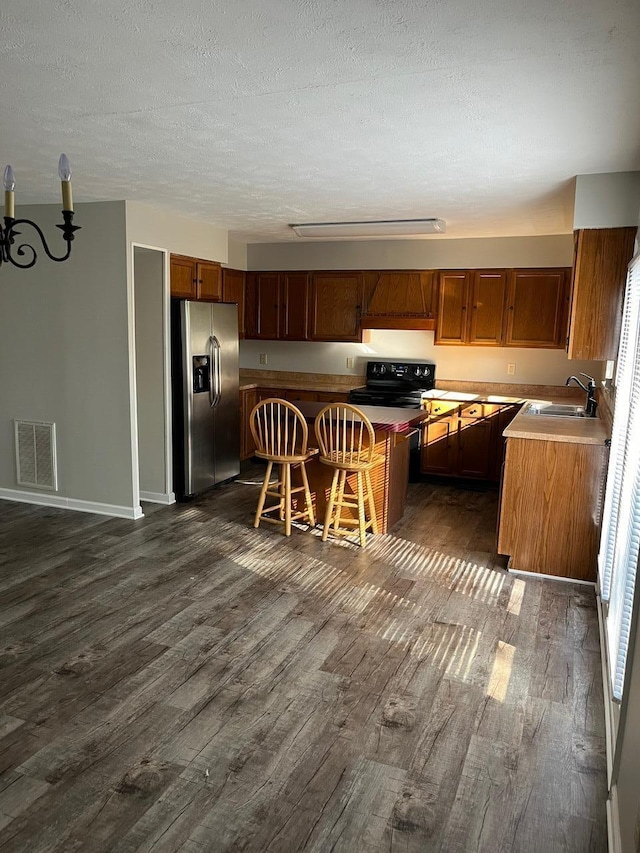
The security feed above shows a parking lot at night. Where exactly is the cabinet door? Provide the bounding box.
[255,273,281,339]
[196,261,222,301]
[310,273,363,341]
[504,269,568,348]
[421,415,457,474]
[457,416,495,478]
[491,404,520,480]
[568,227,636,361]
[170,255,197,299]
[222,268,246,338]
[281,273,309,340]
[468,271,507,345]
[240,388,258,460]
[435,272,471,344]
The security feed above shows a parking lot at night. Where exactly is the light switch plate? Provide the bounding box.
[346,357,354,369]
[507,363,516,375]
[259,353,267,365]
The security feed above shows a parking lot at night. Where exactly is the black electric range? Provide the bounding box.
[348,360,436,409]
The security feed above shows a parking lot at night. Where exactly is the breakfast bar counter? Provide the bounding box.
[295,402,430,533]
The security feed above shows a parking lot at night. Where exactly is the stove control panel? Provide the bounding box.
[366,360,436,388]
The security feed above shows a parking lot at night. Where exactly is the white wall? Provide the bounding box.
[134,248,167,497]
[241,233,598,385]
[574,172,640,229]
[247,234,573,271]
[240,330,602,385]
[0,201,137,513]
[125,201,228,263]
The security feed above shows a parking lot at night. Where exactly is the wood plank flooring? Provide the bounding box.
[0,471,607,852]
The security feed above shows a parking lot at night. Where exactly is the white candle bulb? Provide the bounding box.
[58,154,73,211]
[3,165,15,218]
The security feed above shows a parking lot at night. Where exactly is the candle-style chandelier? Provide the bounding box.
[1,154,80,270]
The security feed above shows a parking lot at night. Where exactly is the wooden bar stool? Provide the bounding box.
[250,398,317,536]
[314,403,384,547]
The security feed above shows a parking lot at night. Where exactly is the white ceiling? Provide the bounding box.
[1,0,639,243]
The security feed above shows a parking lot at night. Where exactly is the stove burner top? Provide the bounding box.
[348,360,436,408]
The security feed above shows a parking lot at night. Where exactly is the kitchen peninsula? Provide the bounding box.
[295,401,429,532]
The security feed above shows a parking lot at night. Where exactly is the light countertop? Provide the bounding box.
[503,409,609,445]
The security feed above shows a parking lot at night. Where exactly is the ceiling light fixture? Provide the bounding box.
[1,154,81,271]
[290,218,446,238]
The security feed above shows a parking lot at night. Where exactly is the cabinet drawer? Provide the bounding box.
[425,400,460,417]
[459,403,502,420]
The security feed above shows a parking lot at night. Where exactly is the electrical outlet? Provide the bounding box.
[507,363,516,375]
[346,357,354,369]
[259,353,267,365]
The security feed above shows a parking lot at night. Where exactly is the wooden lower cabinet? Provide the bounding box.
[498,437,608,581]
[421,402,520,481]
[240,388,258,461]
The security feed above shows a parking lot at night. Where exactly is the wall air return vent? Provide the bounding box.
[14,420,58,491]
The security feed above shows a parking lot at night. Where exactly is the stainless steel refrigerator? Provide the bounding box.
[171,300,240,500]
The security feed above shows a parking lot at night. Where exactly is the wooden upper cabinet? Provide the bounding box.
[281,273,309,340]
[568,227,637,361]
[435,271,471,344]
[468,271,507,345]
[170,255,197,299]
[254,273,281,339]
[309,272,364,341]
[197,261,222,301]
[170,255,222,301]
[503,269,569,348]
[222,268,246,338]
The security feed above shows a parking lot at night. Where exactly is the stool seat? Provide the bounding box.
[314,403,383,547]
[318,450,384,471]
[250,399,316,537]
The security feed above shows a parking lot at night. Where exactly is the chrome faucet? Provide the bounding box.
[565,373,598,417]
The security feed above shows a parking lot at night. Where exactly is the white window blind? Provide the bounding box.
[599,252,640,701]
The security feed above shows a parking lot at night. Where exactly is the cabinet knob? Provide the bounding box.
[470,409,477,414]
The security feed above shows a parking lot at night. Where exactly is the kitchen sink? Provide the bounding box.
[522,402,589,418]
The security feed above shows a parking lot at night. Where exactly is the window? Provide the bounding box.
[599,251,640,701]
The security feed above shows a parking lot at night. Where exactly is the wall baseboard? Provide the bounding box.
[0,487,144,520]
[139,490,176,505]
[508,568,596,588]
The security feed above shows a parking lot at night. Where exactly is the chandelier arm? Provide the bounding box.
[4,217,74,267]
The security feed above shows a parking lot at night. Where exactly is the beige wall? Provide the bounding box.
[134,248,167,496]
[227,239,248,270]
[0,201,136,511]
[125,201,228,263]
[240,330,602,385]
[247,233,574,271]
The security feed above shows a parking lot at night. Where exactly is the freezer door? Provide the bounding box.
[182,301,217,496]
[211,302,240,483]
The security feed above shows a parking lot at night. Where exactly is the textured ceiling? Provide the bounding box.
[1,0,639,242]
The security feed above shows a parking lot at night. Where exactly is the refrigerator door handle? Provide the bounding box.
[212,335,222,408]
[208,336,216,408]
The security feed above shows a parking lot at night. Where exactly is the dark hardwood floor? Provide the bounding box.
[0,471,607,852]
